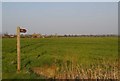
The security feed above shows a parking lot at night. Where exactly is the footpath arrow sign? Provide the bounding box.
[20,28,27,33]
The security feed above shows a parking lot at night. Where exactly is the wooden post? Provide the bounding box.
[17,27,20,72]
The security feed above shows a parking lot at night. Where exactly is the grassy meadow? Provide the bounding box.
[2,37,118,79]
[0,38,2,80]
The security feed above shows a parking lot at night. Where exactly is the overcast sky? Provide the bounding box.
[2,2,118,35]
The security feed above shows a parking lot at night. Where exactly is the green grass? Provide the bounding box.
[2,37,118,79]
[0,38,2,80]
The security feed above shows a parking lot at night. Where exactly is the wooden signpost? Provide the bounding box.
[17,26,27,72]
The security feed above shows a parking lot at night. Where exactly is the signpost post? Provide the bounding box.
[17,26,27,72]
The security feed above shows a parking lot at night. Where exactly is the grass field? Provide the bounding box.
[2,37,118,79]
[0,38,2,80]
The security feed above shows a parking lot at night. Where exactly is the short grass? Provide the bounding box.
[2,37,118,79]
[0,38,2,80]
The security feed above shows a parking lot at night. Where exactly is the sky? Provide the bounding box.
[1,0,120,2]
[0,2,1,34]
[2,2,118,35]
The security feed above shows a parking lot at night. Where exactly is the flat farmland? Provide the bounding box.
[2,37,118,79]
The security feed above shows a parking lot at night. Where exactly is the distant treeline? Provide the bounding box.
[60,34,118,37]
[1,33,118,38]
